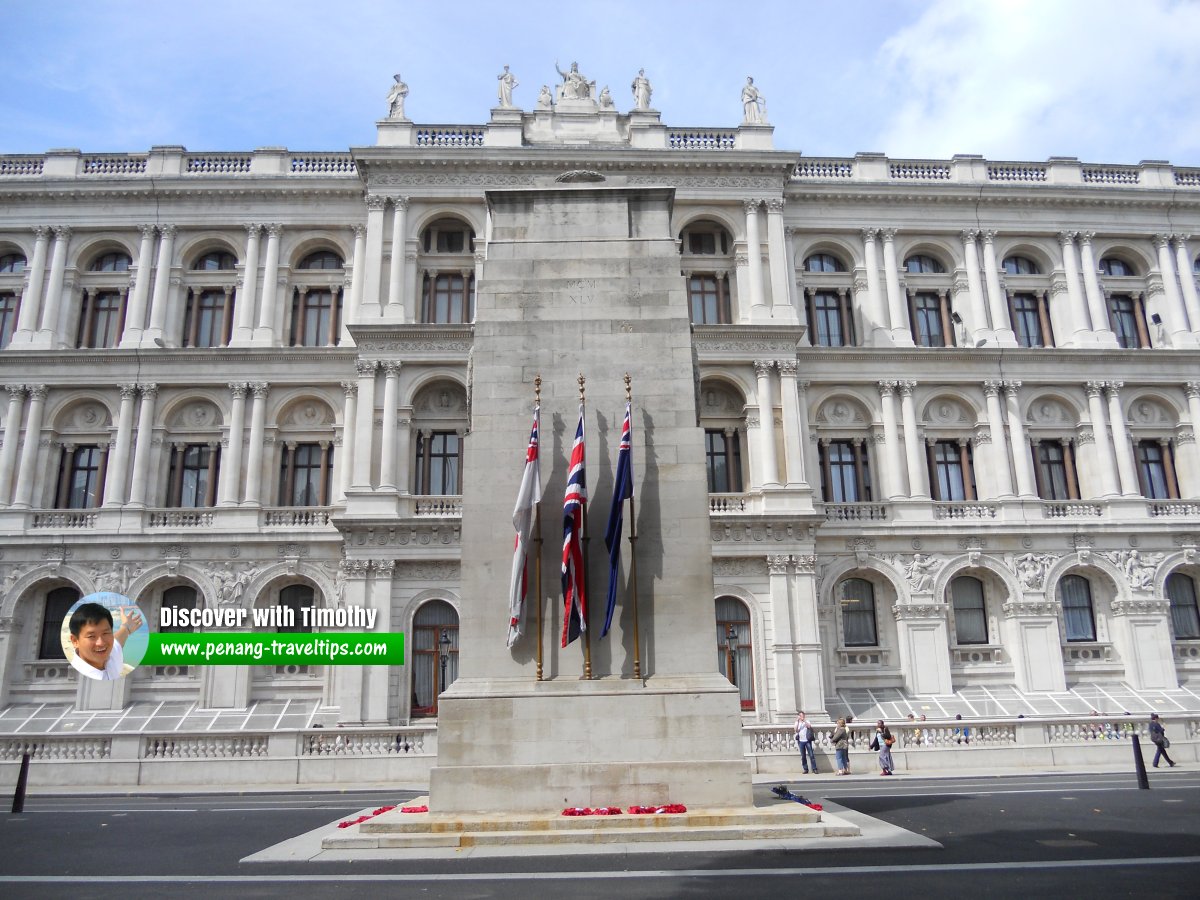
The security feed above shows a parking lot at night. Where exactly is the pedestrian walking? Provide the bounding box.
[870,719,895,775]
[1149,713,1177,768]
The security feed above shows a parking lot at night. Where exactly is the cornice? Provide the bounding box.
[785,181,1200,212]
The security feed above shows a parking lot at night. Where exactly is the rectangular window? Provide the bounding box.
[688,274,731,325]
[183,289,232,348]
[928,440,974,501]
[1009,292,1050,348]
[290,289,341,347]
[808,291,854,347]
[1136,440,1177,499]
[279,443,332,506]
[705,429,742,493]
[168,444,219,508]
[40,588,79,659]
[77,290,125,349]
[1033,440,1078,500]
[422,273,473,324]
[415,431,461,495]
[910,292,950,347]
[1061,576,1097,642]
[0,293,19,348]
[1109,294,1149,349]
[841,579,878,646]
[688,232,717,255]
[55,445,104,509]
[820,439,871,502]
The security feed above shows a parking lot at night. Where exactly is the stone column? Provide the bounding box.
[233,224,261,344]
[878,380,904,498]
[881,228,912,345]
[1002,381,1036,496]
[127,385,158,508]
[961,230,989,339]
[894,604,954,695]
[1084,381,1120,497]
[1079,233,1116,344]
[1104,381,1139,495]
[378,362,401,490]
[777,363,807,487]
[102,384,138,507]
[1003,597,1067,693]
[363,560,394,724]
[36,226,71,345]
[981,381,1015,498]
[221,383,248,506]
[404,247,420,324]
[764,200,796,322]
[1058,231,1090,342]
[862,228,886,340]
[791,554,826,715]
[753,360,779,487]
[0,385,27,504]
[767,555,800,716]
[255,225,281,341]
[396,409,414,495]
[386,197,409,318]
[898,380,925,497]
[981,231,1015,346]
[334,560,373,723]
[784,226,800,315]
[1181,382,1200,499]
[361,195,387,318]
[1153,234,1191,344]
[11,385,47,508]
[11,227,50,344]
[1173,235,1200,333]
[242,383,269,506]
[120,225,157,346]
[744,200,769,321]
[346,224,367,328]
[144,225,175,343]
[352,360,377,490]
[338,381,358,501]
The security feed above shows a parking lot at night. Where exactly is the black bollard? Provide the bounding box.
[1131,734,1150,790]
[11,751,31,813]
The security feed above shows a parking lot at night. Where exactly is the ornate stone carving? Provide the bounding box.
[1110,598,1170,617]
[712,558,767,577]
[1003,599,1060,618]
[892,603,947,620]
[767,555,791,575]
[902,553,941,592]
[1104,549,1163,591]
[1014,552,1056,590]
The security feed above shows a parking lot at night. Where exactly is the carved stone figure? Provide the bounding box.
[497,65,518,108]
[386,74,409,120]
[741,76,767,125]
[904,553,939,593]
[1014,552,1053,591]
[537,85,553,109]
[631,68,652,110]
[1108,549,1162,591]
[555,60,594,101]
[599,86,613,110]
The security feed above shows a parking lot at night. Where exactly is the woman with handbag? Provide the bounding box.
[870,719,895,775]
[830,718,850,775]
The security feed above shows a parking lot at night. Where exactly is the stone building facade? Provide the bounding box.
[1,75,1199,748]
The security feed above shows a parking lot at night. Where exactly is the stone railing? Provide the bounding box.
[1042,501,1104,518]
[82,154,148,175]
[710,493,750,513]
[0,156,45,176]
[1083,165,1140,184]
[933,501,997,519]
[794,159,853,179]
[147,509,215,528]
[1,737,112,761]
[142,734,270,759]
[823,502,888,522]
[1176,169,1200,187]
[667,129,737,151]
[413,495,462,517]
[300,728,429,757]
[987,163,1047,182]
[415,127,486,148]
[889,161,951,180]
[261,507,333,527]
[1148,500,1200,517]
[186,153,253,174]
[30,511,96,529]
[290,153,357,174]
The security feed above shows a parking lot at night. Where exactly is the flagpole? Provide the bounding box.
[533,375,544,682]
[579,373,593,681]
[625,373,643,681]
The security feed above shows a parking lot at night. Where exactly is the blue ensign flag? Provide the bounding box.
[602,402,633,637]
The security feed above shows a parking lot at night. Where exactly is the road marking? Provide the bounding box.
[2,857,1199,882]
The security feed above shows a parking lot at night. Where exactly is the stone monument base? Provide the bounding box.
[429,674,753,813]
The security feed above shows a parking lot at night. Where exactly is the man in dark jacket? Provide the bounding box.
[1149,713,1176,768]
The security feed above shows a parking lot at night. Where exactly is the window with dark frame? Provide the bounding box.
[415,431,462,495]
[1166,572,1200,640]
[76,290,125,348]
[1098,257,1136,277]
[704,429,743,493]
[40,587,80,660]
[819,439,872,502]
[1059,574,1097,642]
[290,288,342,347]
[1009,292,1054,348]
[910,291,952,347]
[688,274,731,324]
[928,440,974,501]
[1108,294,1149,349]
[411,598,459,717]
[55,445,104,509]
[159,585,198,634]
[192,251,237,271]
[807,290,854,347]
[715,596,754,710]
[1032,439,1079,500]
[421,273,473,324]
[277,584,315,633]
[1002,255,1040,276]
[279,443,333,507]
[951,576,988,645]
[0,252,27,273]
[297,250,343,271]
[841,577,878,646]
[904,254,946,274]
[182,288,233,348]
[1135,439,1177,499]
[804,253,846,273]
[167,443,219,508]
[0,293,19,348]
[89,252,131,272]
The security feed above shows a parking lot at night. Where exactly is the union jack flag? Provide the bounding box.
[561,404,588,647]
[507,403,542,648]
[602,401,633,637]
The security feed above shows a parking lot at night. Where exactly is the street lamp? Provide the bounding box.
[724,623,738,686]
[438,631,451,697]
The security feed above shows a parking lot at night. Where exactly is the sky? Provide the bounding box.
[5,0,1199,166]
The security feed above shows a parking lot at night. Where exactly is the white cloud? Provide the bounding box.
[873,0,1200,164]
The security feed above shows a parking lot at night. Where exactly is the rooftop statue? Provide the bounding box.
[537,85,553,109]
[497,65,518,108]
[386,74,409,120]
[741,76,767,125]
[599,86,614,110]
[631,68,653,111]
[555,60,595,101]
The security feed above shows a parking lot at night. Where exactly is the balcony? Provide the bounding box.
[822,502,888,522]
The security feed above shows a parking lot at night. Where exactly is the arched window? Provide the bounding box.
[192,251,236,271]
[0,253,26,273]
[1002,255,1040,276]
[805,253,846,273]
[297,250,343,270]
[904,254,945,274]
[680,222,735,324]
[680,221,729,256]
[278,584,315,633]
[41,586,80,660]
[411,600,459,717]
[1098,257,1136,277]
[89,252,131,272]
[1166,572,1200,640]
[950,576,987,644]
[1058,574,1096,642]
[160,585,198,634]
[715,597,753,710]
[0,292,19,349]
[422,220,475,255]
[840,577,877,646]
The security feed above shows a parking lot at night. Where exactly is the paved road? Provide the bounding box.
[2,772,1197,898]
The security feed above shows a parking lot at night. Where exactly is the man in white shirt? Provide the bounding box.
[68,602,142,681]
[794,711,818,774]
